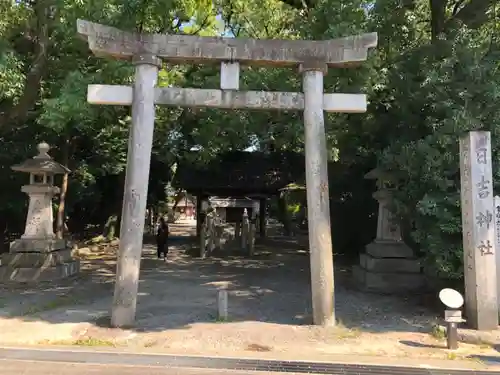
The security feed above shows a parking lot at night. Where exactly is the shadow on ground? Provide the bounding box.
[0,222,441,352]
[399,340,443,349]
[468,355,500,366]
[0,248,434,332]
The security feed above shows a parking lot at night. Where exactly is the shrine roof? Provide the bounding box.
[172,151,305,196]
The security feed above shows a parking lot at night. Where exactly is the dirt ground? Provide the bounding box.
[0,220,500,368]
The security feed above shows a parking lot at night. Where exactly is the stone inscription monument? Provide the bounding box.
[77,20,378,327]
[353,168,423,292]
[495,195,500,316]
[459,131,498,330]
[0,142,80,282]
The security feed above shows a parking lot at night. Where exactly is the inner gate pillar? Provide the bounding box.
[259,198,266,238]
[111,54,161,328]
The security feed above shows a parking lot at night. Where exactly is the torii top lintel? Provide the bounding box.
[77,20,377,67]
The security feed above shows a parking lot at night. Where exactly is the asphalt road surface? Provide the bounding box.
[2,360,297,375]
[0,347,497,375]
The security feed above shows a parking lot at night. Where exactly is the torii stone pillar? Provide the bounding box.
[77,20,377,327]
[111,54,161,327]
[301,62,334,325]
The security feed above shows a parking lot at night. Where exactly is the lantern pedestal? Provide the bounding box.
[0,243,79,282]
[353,170,424,293]
[0,142,80,282]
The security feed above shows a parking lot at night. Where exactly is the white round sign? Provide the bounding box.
[439,288,464,309]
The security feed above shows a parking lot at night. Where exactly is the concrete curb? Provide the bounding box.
[0,345,495,371]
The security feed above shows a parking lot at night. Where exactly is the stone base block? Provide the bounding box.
[0,260,80,282]
[352,265,425,293]
[10,238,67,253]
[365,240,413,258]
[359,253,421,273]
[1,249,74,268]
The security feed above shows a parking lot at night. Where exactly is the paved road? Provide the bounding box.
[0,347,497,374]
[2,360,296,375]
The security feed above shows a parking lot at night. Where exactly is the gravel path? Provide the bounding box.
[0,222,497,364]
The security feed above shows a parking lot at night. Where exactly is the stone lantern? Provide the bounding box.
[0,142,80,282]
[352,168,423,293]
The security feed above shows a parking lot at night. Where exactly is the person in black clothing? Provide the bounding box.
[156,216,169,259]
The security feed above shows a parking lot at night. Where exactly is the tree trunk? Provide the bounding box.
[0,0,52,128]
[447,0,497,30]
[56,135,69,239]
[278,0,315,9]
[430,0,447,41]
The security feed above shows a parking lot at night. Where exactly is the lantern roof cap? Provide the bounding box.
[364,167,394,181]
[11,142,71,174]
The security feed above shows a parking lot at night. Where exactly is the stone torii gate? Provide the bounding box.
[77,20,377,328]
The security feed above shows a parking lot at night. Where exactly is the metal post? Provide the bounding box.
[443,307,464,350]
[447,322,458,350]
[111,54,161,328]
[301,62,335,326]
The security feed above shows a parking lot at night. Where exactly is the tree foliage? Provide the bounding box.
[0,0,499,280]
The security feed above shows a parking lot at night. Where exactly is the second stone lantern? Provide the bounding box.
[353,168,423,293]
[0,142,80,282]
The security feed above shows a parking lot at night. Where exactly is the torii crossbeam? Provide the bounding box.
[77,19,377,328]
